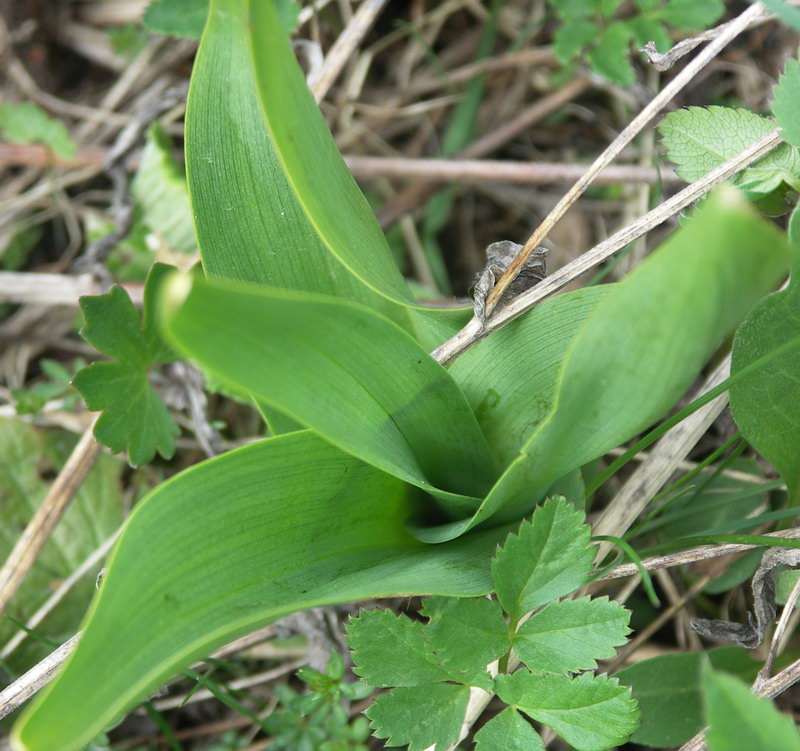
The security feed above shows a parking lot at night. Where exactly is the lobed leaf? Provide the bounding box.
[73,264,178,466]
[513,596,630,674]
[495,671,639,751]
[491,498,593,624]
[13,432,508,751]
[347,609,454,688]
[161,274,496,505]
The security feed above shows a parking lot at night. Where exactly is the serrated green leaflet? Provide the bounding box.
[474,707,544,751]
[658,106,800,195]
[703,665,800,750]
[347,609,456,688]
[495,672,639,751]
[12,432,508,751]
[161,275,496,505]
[730,274,800,503]
[366,683,471,751]
[73,264,178,466]
[774,59,800,150]
[513,596,630,674]
[491,498,593,624]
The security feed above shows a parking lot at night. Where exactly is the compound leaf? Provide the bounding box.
[366,683,470,751]
[491,498,593,624]
[474,707,544,751]
[513,596,630,674]
[495,671,639,751]
[586,22,635,86]
[73,264,178,466]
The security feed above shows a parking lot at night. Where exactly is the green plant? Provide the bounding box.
[347,498,637,751]
[9,2,800,750]
[551,0,724,85]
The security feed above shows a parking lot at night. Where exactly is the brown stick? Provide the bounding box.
[0,416,100,613]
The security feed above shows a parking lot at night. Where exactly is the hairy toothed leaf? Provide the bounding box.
[491,498,593,624]
[704,665,800,750]
[0,101,76,160]
[772,58,800,149]
[366,683,470,751]
[13,432,509,751]
[474,707,544,751]
[346,609,455,688]
[420,596,510,688]
[513,596,631,675]
[161,275,496,507]
[73,264,179,466]
[730,274,800,503]
[658,107,800,195]
[495,671,639,751]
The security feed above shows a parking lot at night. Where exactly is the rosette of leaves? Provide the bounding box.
[347,498,638,751]
[11,2,796,750]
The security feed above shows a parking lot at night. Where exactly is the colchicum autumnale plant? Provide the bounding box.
[11,1,800,749]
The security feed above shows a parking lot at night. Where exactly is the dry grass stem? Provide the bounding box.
[483,2,767,317]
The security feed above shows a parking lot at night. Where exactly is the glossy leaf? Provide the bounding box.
[161,275,496,505]
[730,276,800,503]
[13,432,507,751]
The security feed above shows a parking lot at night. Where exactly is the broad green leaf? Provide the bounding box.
[773,59,800,155]
[0,102,76,160]
[658,107,800,195]
[143,0,208,38]
[13,432,508,751]
[513,596,630,674]
[704,665,800,751]
[186,0,463,349]
[491,498,593,624]
[660,0,724,29]
[627,17,671,51]
[366,683,470,751]
[73,264,179,466]
[450,286,611,469]
[474,707,544,751]
[587,22,635,86]
[0,419,123,672]
[161,274,496,504]
[730,276,800,503]
[131,123,196,254]
[757,0,800,32]
[421,596,509,687]
[346,609,454,688]
[495,671,639,751]
[617,647,761,746]
[554,0,596,20]
[440,189,795,537]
